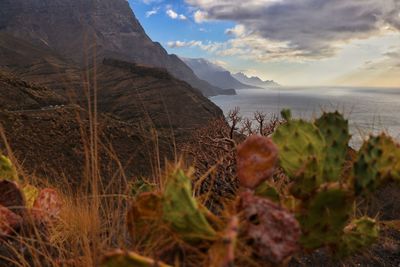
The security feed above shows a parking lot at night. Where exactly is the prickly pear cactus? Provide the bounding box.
[239,191,301,264]
[315,112,350,182]
[337,217,379,257]
[22,184,39,209]
[0,180,25,216]
[0,204,22,236]
[32,188,62,223]
[0,155,18,182]
[297,183,352,249]
[237,135,278,189]
[254,181,280,203]
[101,249,172,267]
[162,169,216,241]
[272,110,325,197]
[354,133,400,195]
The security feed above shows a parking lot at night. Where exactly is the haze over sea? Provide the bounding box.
[211,87,400,148]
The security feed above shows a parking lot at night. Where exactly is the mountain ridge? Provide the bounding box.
[181,57,258,90]
[233,72,280,88]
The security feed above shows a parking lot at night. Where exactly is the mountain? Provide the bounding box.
[0,14,226,182]
[0,0,234,96]
[181,57,257,89]
[233,72,280,88]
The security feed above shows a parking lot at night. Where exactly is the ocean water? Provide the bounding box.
[210,87,400,148]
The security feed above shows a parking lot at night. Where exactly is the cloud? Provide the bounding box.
[185,0,400,59]
[167,40,204,48]
[142,0,163,4]
[146,7,159,18]
[166,9,187,20]
[194,10,209,23]
[167,35,305,61]
[225,24,246,37]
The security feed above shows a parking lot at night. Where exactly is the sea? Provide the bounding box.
[210,87,400,148]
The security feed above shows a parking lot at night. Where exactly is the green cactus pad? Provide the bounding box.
[272,113,326,197]
[162,169,216,241]
[101,250,172,267]
[0,155,18,182]
[298,183,352,249]
[354,133,400,195]
[336,217,379,258]
[254,181,280,203]
[281,109,292,121]
[315,112,350,182]
[22,184,39,209]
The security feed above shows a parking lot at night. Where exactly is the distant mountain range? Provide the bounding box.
[233,72,280,88]
[181,57,279,89]
[181,58,253,89]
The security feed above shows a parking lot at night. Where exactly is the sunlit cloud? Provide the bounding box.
[193,10,209,23]
[166,8,187,20]
[185,0,400,59]
[336,47,400,87]
[167,28,323,62]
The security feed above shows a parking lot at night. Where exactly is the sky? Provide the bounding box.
[128,0,400,87]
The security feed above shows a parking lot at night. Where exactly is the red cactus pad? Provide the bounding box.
[0,180,25,216]
[239,191,301,264]
[237,135,279,189]
[33,188,62,223]
[0,204,22,236]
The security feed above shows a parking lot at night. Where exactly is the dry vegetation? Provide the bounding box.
[0,105,399,267]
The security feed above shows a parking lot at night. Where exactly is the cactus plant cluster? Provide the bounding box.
[0,154,62,238]
[265,109,400,254]
[120,108,400,266]
[2,108,393,266]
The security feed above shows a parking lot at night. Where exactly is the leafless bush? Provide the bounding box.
[181,108,283,212]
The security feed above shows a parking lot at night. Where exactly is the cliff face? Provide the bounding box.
[0,0,232,96]
[97,59,223,133]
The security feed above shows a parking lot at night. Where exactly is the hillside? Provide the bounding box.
[0,71,199,183]
[0,37,224,182]
[0,70,66,111]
